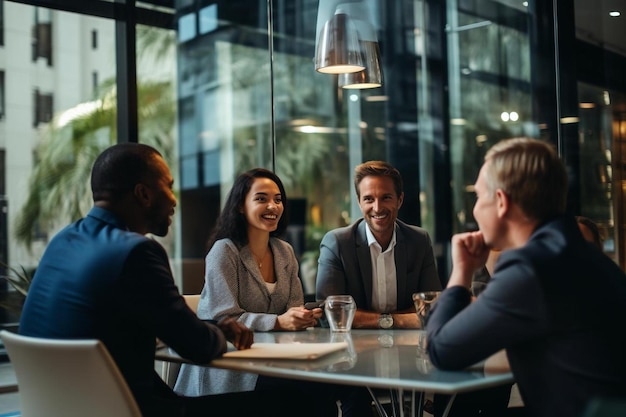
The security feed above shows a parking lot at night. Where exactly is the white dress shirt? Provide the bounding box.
[366,223,398,313]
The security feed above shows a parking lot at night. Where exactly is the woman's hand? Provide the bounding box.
[275,306,320,330]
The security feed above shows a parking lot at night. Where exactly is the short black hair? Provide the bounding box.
[91,143,162,202]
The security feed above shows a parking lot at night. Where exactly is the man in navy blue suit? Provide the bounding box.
[427,138,626,417]
[19,143,289,417]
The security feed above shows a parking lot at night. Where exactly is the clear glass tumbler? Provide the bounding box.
[412,291,441,329]
[324,295,356,332]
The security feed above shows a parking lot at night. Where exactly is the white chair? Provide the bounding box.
[182,294,200,314]
[161,294,201,387]
[0,330,142,417]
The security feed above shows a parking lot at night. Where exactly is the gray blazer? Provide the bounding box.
[174,237,305,395]
[316,219,441,311]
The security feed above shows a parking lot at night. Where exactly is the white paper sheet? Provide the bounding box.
[222,342,348,360]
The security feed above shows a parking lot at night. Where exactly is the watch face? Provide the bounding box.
[379,315,393,329]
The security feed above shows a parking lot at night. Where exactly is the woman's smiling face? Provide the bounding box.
[242,177,284,234]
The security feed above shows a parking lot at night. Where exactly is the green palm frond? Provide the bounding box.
[0,262,33,297]
[14,79,175,250]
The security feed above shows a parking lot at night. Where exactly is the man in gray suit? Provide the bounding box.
[316,160,441,329]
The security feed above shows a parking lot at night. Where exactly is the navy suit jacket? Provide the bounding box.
[316,219,441,311]
[427,215,626,417]
[20,207,227,417]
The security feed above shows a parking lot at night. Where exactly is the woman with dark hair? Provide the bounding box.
[174,168,325,394]
[205,168,290,253]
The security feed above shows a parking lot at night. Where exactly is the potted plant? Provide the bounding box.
[0,263,34,329]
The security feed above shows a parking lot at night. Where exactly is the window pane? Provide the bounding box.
[136,24,181,285]
[4,4,116,283]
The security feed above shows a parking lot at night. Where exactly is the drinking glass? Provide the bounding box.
[324,295,356,332]
[412,291,441,329]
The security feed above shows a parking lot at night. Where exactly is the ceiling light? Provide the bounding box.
[609,11,621,17]
[314,11,364,74]
[336,3,383,89]
[560,117,579,124]
[365,95,389,102]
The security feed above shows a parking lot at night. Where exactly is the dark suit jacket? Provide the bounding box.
[316,219,441,311]
[427,215,626,417]
[20,207,227,417]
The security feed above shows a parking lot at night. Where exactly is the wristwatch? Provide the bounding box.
[378,313,394,329]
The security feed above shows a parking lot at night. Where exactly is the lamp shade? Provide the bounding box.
[315,12,365,74]
[339,39,382,89]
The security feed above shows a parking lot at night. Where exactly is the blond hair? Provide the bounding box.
[484,137,568,221]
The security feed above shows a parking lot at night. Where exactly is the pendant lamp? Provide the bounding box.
[333,2,383,89]
[339,38,382,89]
[314,9,365,74]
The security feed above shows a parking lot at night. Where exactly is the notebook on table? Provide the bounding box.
[222,342,348,360]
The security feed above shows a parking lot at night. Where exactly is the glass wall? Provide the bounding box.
[2,0,626,312]
[447,0,534,236]
[0,3,117,266]
[171,0,544,291]
[0,2,118,321]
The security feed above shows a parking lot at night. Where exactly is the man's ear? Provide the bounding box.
[134,183,152,207]
[495,188,509,218]
[397,192,404,208]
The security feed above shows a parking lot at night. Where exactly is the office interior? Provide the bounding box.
[0,0,624,310]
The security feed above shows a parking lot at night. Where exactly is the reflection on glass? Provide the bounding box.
[377,333,394,348]
[327,332,357,371]
[415,329,433,374]
[374,346,400,378]
[415,346,435,374]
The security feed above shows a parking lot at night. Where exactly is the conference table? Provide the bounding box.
[156,328,514,417]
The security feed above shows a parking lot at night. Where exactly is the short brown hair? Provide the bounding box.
[353,161,403,198]
[484,137,567,221]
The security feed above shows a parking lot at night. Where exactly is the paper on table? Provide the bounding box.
[222,342,348,360]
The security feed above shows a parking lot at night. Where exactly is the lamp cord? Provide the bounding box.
[267,0,276,173]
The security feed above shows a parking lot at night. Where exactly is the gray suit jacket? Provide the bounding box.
[316,219,441,311]
[174,237,305,396]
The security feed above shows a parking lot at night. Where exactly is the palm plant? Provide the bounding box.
[14,79,175,250]
[0,262,34,313]
[14,26,176,251]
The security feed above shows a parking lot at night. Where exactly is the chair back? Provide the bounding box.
[0,330,142,417]
[161,294,201,388]
[183,294,201,314]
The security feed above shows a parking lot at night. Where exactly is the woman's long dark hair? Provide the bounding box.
[206,168,289,251]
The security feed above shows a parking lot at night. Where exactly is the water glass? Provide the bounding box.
[324,295,356,332]
[412,291,441,328]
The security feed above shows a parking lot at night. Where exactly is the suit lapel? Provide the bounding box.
[356,221,374,307]
[394,223,407,304]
